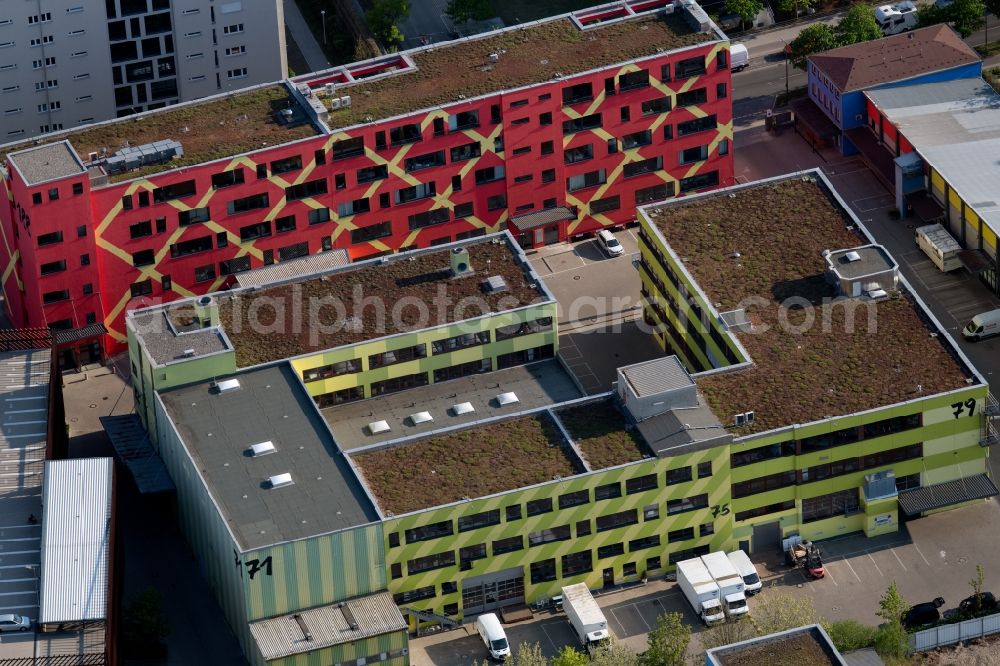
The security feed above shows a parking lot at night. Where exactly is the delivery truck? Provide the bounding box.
[676,558,726,625]
[562,583,610,653]
[701,552,750,618]
[915,223,963,272]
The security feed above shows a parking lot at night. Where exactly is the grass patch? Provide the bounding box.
[558,400,652,470]
[975,41,1000,57]
[354,414,581,514]
[647,178,971,434]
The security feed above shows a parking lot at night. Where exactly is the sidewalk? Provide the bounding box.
[283,0,331,74]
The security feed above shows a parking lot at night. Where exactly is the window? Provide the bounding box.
[407,550,455,574]
[487,194,507,211]
[719,139,729,156]
[432,331,490,355]
[219,257,251,276]
[589,195,620,215]
[76,225,86,237]
[505,505,522,522]
[540,140,554,155]
[453,202,473,219]
[390,123,421,145]
[475,165,505,184]
[405,150,446,172]
[732,470,797,498]
[239,221,271,242]
[271,215,295,234]
[676,55,706,79]
[619,69,649,91]
[129,281,153,297]
[622,130,653,149]
[802,488,860,523]
[133,249,155,266]
[129,220,153,239]
[626,474,657,495]
[562,550,593,576]
[669,545,710,566]
[302,359,361,382]
[225,45,246,56]
[407,208,449,230]
[620,106,630,121]
[83,285,94,297]
[731,441,796,467]
[460,544,487,567]
[629,535,660,552]
[351,221,391,244]
[48,188,60,201]
[279,241,310,261]
[217,233,229,249]
[493,536,523,555]
[369,344,426,369]
[697,461,713,478]
[396,182,436,204]
[563,113,602,135]
[331,137,364,160]
[679,170,719,192]
[285,178,328,201]
[227,193,269,215]
[564,144,593,164]
[526,498,553,517]
[39,260,66,276]
[623,156,662,178]
[337,198,370,218]
[558,490,590,509]
[676,88,707,106]
[450,142,481,163]
[677,114,717,136]
[80,253,90,266]
[643,504,659,520]
[227,67,248,79]
[562,82,593,105]
[566,169,606,192]
[895,473,921,492]
[510,99,529,108]
[528,525,571,546]
[539,111,553,125]
[596,508,638,532]
[37,231,63,246]
[530,559,556,583]
[270,155,302,174]
[357,164,388,183]
[170,235,213,257]
[458,510,501,534]
[668,527,695,543]
[541,169,556,184]
[405,520,453,544]
[641,97,671,115]
[679,145,709,165]
[223,23,244,34]
[449,109,479,130]
[717,82,728,99]
[576,520,591,537]
[154,180,196,203]
[512,147,531,157]
[598,543,624,559]
[667,493,708,515]
[393,586,435,604]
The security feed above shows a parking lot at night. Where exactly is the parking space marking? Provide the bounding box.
[913,544,932,567]
[867,553,883,577]
[823,562,838,586]
[890,548,908,572]
[841,557,862,582]
[539,622,562,654]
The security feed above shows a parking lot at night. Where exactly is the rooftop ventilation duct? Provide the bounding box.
[451,247,473,276]
[249,441,276,457]
[212,378,241,394]
[268,473,294,489]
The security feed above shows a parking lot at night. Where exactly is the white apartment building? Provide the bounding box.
[0,0,287,141]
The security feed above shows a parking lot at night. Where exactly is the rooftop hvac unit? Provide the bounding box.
[212,378,241,394]
[451,402,475,416]
[339,95,352,108]
[483,275,508,293]
[268,473,294,489]
[496,392,519,407]
[181,348,196,357]
[324,83,336,95]
[451,247,472,276]
[734,413,746,426]
[250,441,277,457]
[330,97,342,110]
[409,411,434,425]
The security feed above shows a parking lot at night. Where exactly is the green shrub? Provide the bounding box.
[824,620,877,652]
[874,621,909,659]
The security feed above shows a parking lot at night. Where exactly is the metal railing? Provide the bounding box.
[910,610,1000,651]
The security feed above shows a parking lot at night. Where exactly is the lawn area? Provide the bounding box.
[354,414,582,514]
[490,0,607,25]
[558,400,652,470]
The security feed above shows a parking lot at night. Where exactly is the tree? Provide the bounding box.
[366,0,410,47]
[121,586,170,657]
[445,0,493,23]
[789,23,837,69]
[700,616,757,651]
[724,0,765,28]
[553,646,590,666]
[916,3,950,28]
[987,0,1000,20]
[877,581,908,625]
[874,620,910,659]
[748,589,818,636]
[823,620,877,652]
[968,563,987,612]
[591,640,639,666]
[835,3,883,45]
[511,643,550,666]
[778,0,816,17]
[945,0,986,36]
[639,613,689,666]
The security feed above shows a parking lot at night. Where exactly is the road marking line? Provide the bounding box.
[890,548,908,572]
[822,562,838,586]
[867,553,883,577]
[913,544,931,567]
[635,607,651,632]
[539,623,561,653]
[842,558,862,582]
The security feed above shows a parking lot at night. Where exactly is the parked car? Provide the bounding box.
[959,591,997,614]
[0,614,31,632]
[903,597,945,629]
[595,229,624,257]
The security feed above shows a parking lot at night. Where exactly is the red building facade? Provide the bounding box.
[0,1,733,363]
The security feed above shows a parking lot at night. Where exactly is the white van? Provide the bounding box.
[963,308,1000,342]
[730,44,749,72]
[726,550,762,596]
[596,229,624,257]
[476,613,510,661]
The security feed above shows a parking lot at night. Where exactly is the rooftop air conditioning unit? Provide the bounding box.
[324,83,336,95]
[745,411,755,424]
[330,97,342,110]
[734,413,747,426]
[268,473,294,489]
[250,441,277,457]
[212,378,241,394]
[339,95,352,108]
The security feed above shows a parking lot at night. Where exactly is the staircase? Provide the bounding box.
[980,393,1000,447]
[401,607,462,636]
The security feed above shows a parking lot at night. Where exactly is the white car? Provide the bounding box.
[0,614,31,632]
[596,229,624,257]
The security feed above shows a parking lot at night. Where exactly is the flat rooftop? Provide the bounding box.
[825,245,895,281]
[865,78,1000,234]
[556,399,654,470]
[353,412,584,515]
[644,175,974,434]
[325,359,581,450]
[130,309,232,366]
[7,141,86,186]
[159,364,379,550]
[2,85,319,183]
[706,625,846,666]
[215,235,547,367]
[318,9,714,129]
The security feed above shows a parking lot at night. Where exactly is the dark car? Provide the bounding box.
[959,591,997,614]
[903,597,945,629]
